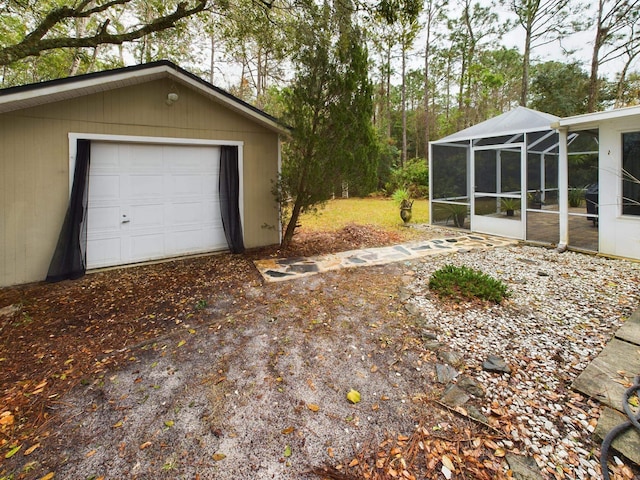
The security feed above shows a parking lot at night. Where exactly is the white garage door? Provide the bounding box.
[86,142,228,269]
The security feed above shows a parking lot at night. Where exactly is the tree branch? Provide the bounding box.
[0,1,209,66]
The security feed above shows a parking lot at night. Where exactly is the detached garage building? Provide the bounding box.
[0,61,287,287]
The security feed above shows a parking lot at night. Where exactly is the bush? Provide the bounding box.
[385,158,428,198]
[429,264,510,304]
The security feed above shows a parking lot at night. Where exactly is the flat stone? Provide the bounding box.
[615,308,640,346]
[423,341,444,351]
[405,303,420,315]
[440,385,469,407]
[456,375,485,397]
[466,405,489,424]
[288,263,319,273]
[482,355,511,374]
[436,364,459,384]
[572,338,640,411]
[506,454,545,480]
[347,257,367,264]
[265,270,294,278]
[594,407,640,466]
[438,350,465,368]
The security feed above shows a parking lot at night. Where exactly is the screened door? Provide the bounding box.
[472,145,525,239]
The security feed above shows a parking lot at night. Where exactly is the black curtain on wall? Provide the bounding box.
[219,145,245,253]
[46,139,91,282]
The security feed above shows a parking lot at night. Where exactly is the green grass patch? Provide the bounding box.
[429,264,510,304]
[298,197,429,232]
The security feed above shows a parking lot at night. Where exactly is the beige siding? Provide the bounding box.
[0,79,280,286]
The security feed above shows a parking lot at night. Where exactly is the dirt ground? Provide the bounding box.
[0,224,618,479]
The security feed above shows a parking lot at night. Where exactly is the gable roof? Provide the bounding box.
[432,106,560,144]
[0,60,289,135]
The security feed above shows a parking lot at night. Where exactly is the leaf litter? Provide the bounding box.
[0,224,637,478]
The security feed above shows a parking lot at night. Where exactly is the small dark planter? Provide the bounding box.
[506,209,514,217]
[400,207,412,224]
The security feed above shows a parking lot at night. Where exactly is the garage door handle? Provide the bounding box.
[122,214,130,224]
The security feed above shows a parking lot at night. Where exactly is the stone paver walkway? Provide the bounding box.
[254,234,517,282]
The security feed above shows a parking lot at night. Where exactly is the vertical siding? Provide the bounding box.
[0,78,280,286]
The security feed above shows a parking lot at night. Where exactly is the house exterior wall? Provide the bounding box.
[0,79,280,287]
[597,116,640,260]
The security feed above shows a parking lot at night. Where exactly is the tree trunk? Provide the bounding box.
[401,33,407,167]
[520,26,532,107]
[282,197,304,247]
[588,2,606,113]
[424,20,431,161]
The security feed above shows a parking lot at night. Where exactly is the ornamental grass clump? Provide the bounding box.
[429,264,510,304]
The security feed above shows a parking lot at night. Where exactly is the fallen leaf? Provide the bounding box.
[39,474,55,480]
[281,426,295,435]
[0,412,14,426]
[441,455,455,471]
[494,447,506,457]
[370,365,378,373]
[139,441,152,450]
[328,447,334,457]
[24,443,40,455]
[112,420,123,428]
[5,444,22,458]
[347,389,361,404]
[86,449,97,458]
[349,458,359,467]
[213,453,226,461]
[164,420,174,428]
[177,340,186,347]
[307,403,320,412]
[284,445,292,457]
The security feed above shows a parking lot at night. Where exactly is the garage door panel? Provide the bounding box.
[128,145,163,170]
[172,175,207,195]
[90,175,120,200]
[88,206,121,231]
[87,237,122,268]
[169,202,205,225]
[203,226,227,248]
[129,204,164,227]
[128,175,164,198]
[88,142,227,269]
[130,234,165,260]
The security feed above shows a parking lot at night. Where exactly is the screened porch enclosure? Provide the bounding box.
[429,107,599,252]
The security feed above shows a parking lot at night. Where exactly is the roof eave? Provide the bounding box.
[0,62,290,136]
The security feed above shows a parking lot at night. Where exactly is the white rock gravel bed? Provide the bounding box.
[407,244,640,479]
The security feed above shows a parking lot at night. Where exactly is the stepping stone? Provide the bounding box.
[572,338,640,411]
[482,355,511,374]
[440,385,469,407]
[615,309,640,346]
[594,406,640,466]
[456,375,485,397]
[506,454,544,480]
[265,270,294,278]
[347,257,367,264]
[411,245,432,251]
[278,257,305,265]
[445,238,458,243]
[393,246,411,255]
[436,364,459,384]
[438,350,465,368]
[288,264,319,273]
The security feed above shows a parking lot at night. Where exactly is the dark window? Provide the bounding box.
[622,132,640,216]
